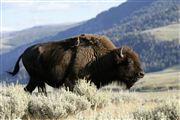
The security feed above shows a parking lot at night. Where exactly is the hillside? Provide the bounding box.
[1,22,81,54]
[102,0,179,40]
[51,0,155,39]
[52,0,179,40]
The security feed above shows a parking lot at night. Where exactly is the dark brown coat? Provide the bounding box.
[8,34,144,94]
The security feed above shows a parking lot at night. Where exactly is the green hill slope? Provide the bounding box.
[102,0,179,40]
[142,23,180,41]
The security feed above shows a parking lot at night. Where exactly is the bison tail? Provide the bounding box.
[7,54,23,76]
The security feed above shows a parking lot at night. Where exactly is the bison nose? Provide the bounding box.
[138,71,145,78]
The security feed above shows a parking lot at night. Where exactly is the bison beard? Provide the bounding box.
[8,34,144,94]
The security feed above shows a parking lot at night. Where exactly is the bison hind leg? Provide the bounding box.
[24,77,38,94]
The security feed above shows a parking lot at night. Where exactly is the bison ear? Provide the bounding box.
[113,47,124,64]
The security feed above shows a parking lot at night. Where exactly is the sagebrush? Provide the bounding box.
[0,79,179,119]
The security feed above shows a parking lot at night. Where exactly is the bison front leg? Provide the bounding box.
[64,79,76,91]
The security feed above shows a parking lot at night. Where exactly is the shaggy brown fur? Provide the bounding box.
[8,34,144,94]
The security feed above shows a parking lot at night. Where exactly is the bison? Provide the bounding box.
[8,34,144,94]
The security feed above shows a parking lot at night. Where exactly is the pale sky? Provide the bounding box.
[1,0,126,31]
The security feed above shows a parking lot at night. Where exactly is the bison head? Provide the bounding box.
[113,46,144,89]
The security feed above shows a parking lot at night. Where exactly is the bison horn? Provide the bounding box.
[120,47,124,58]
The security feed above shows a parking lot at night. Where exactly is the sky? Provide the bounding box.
[1,0,126,32]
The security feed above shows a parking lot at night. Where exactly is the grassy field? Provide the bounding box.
[72,91,180,120]
[142,23,180,41]
[0,77,179,120]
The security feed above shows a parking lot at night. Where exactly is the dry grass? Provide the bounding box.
[0,79,179,120]
[74,90,180,120]
[132,65,180,92]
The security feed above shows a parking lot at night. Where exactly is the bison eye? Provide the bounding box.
[120,58,133,65]
[128,59,133,64]
[125,58,133,65]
